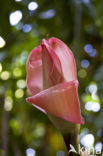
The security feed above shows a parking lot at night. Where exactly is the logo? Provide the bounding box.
[69,144,102,155]
[68,144,78,154]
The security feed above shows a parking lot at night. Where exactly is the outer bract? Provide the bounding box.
[26,37,84,124]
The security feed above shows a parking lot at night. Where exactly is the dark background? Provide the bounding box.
[0,0,103,155]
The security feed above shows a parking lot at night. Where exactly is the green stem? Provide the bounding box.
[63,133,79,156]
[47,113,81,156]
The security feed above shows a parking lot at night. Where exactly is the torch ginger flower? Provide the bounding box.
[26,37,84,125]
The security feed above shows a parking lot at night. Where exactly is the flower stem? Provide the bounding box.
[47,113,81,156]
[63,133,79,156]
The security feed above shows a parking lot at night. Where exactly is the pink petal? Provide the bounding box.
[27,46,43,95]
[31,104,46,114]
[48,37,77,82]
[26,80,84,124]
[41,39,63,86]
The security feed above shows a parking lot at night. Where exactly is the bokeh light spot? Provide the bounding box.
[16,22,23,30]
[16,79,26,88]
[56,151,65,156]
[13,68,22,77]
[91,102,100,112]
[92,92,98,100]
[22,24,32,33]
[82,0,90,3]
[84,44,97,57]
[4,96,13,111]
[95,142,102,153]
[28,2,38,11]
[0,36,6,48]
[78,69,87,78]
[89,49,97,57]
[15,89,24,98]
[85,101,100,112]
[15,0,22,2]
[26,148,36,156]
[1,71,10,80]
[85,101,92,111]
[9,10,22,26]
[39,9,56,19]
[0,63,2,72]
[33,124,45,137]
[88,84,97,93]
[80,134,94,147]
[97,129,102,137]
[84,44,93,54]
[81,59,90,68]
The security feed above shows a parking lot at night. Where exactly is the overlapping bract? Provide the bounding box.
[26,37,84,124]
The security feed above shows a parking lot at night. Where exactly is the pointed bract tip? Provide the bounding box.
[26,97,32,103]
[41,38,49,47]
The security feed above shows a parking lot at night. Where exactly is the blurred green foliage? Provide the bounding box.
[0,0,103,155]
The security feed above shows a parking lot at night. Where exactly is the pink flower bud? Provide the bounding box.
[26,37,84,124]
